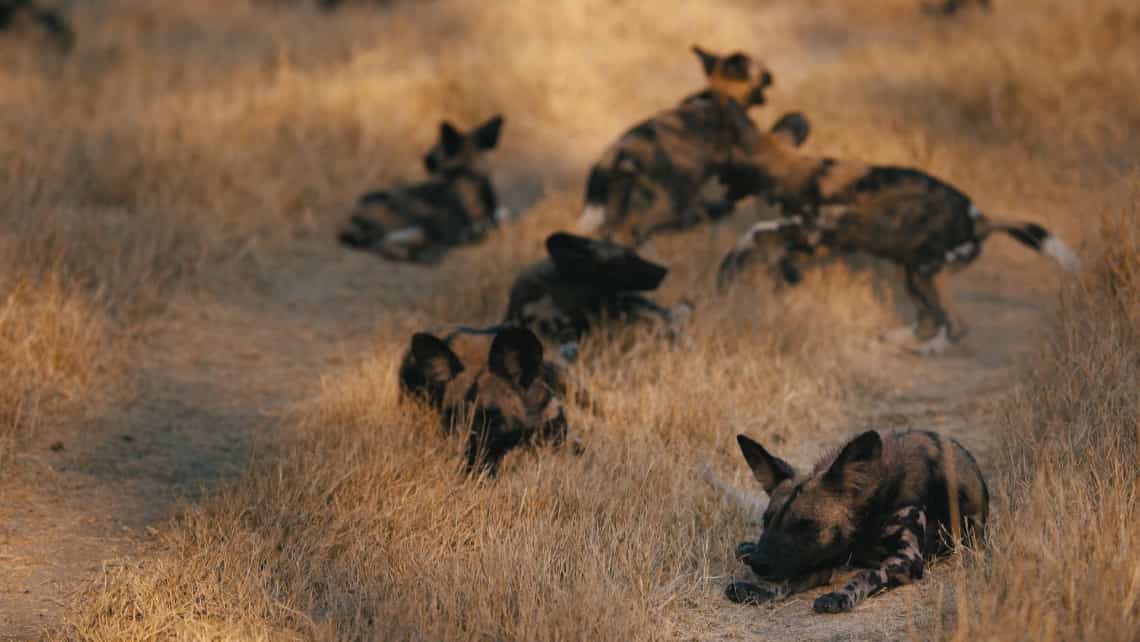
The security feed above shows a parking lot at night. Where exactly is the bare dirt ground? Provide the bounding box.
[0,208,1062,640]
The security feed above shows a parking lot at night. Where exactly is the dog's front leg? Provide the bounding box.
[726,568,834,605]
[813,506,927,613]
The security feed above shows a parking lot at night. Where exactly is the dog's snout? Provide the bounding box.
[761,71,773,87]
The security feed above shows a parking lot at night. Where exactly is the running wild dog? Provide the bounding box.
[708,430,988,613]
[398,325,571,476]
[0,0,73,51]
[577,45,800,247]
[504,232,692,360]
[714,138,1079,354]
[339,115,507,263]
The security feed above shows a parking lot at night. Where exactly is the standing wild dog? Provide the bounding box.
[339,115,507,263]
[709,429,988,613]
[577,45,811,247]
[504,232,693,360]
[714,140,1079,354]
[0,0,73,51]
[398,325,572,475]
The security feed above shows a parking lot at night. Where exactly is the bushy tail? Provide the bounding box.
[983,216,1080,272]
[577,149,640,236]
[700,461,767,522]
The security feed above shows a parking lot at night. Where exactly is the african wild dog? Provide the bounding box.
[398,325,573,475]
[707,429,988,613]
[922,0,991,16]
[714,140,1079,354]
[339,115,507,263]
[576,46,804,247]
[504,232,693,361]
[0,0,73,51]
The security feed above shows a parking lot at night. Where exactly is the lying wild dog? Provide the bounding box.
[922,0,991,16]
[0,0,73,51]
[504,232,693,359]
[577,45,812,247]
[339,115,507,263]
[399,325,573,475]
[715,140,1079,354]
[708,429,989,613]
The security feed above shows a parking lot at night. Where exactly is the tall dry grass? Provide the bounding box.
[951,186,1140,642]
[0,0,1131,639]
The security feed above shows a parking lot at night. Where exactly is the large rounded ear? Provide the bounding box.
[824,431,883,486]
[692,45,719,76]
[439,121,464,155]
[737,434,796,494]
[770,111,811,148]
[545,232,668,292]
[488,327,544,389]
[410,333,464,385]
[472,115,504,150]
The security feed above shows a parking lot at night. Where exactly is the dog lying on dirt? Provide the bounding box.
[339,115,507,263]
[0,0,73,51]
[398,325,573,475]
[714,139,1079,354]
[504,232,693,359]
[576,45,811,247]
[705,429,989,613]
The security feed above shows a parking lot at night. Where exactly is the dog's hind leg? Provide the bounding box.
[899,269,953,355]
[813,506,928,613]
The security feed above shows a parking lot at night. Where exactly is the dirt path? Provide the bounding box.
[0,239,422,640]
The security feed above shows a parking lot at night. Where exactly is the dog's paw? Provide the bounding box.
[735,541,758,562]
[813,591,855,614]
[907,326,952,357]
[726,581,782,605]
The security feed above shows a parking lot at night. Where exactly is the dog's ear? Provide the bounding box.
[472,115,504,150]
[721,52,752,81]
[410,333,464,386]
[488,327,544,389]
[737,434,796,493]
[546,232,667,291]
[824,431,883,486]
[692,45,719,77]
[439,121,464,155]
[770,111,811,148]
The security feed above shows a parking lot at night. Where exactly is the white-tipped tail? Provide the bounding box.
[575,204,605,235]
[700,461,767,522]
[1042,235,1080,272]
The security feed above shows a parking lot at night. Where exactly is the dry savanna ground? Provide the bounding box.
[0,0,1137,640]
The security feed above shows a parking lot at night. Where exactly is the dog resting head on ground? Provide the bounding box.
[338,115,506,263]
[504,232,693,358]
[398,325,572,476]
[575,46,795,248]
[717,429,988,613]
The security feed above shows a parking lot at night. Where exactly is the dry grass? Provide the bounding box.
[0,0,1134,639]
[950,185,1140,642]
[0,276,111,465]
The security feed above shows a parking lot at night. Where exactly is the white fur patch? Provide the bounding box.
[968,204,983,220]
[1042,236,1080,272]
[737,216,803,250]
[912,326,951,356]
[576,204,605,235]
[494,206,514,224]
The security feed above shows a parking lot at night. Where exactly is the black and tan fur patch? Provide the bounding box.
[398,325,572,475]
[0,0,73,51]
[577,46,798,247]
[721,429,989,613]
[339,115,504,264]
[717,141,1078,353]
[503,233,692,355]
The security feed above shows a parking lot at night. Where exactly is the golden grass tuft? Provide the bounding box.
[953,185,1140,642]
